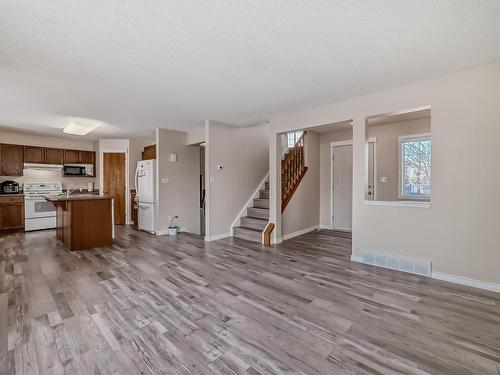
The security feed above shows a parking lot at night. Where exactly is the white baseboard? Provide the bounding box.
[432,272,500,294]
[204,232,231,242]
[281,226,319,241]
[319,224,332,230]
[271,238,282,245]
[350,255,363,263]
[351,254,500,294]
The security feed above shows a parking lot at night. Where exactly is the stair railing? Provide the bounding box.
[281,131,307,212]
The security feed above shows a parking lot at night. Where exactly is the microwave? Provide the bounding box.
[63,164,94,177]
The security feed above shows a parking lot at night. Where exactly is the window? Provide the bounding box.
[287,131,303,148]
[399,134,431,199]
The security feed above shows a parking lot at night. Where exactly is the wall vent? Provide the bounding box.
[360,250,431,277]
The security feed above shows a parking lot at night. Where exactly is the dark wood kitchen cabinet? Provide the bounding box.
[142,144,156,160]
[0,144,24,176]
[0,195,24,231]
[79,150,95,164]
[45,148,64,164]
[24,146,45,164]
[64,149,81,164]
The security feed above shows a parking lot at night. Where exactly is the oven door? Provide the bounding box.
[24,196,57,219]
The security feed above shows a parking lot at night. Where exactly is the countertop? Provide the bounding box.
[44,194,113,202]
[0,193,24,197]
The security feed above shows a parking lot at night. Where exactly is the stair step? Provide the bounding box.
[241,216,268,231]
[233,226,261,243]
[253,198,269,209]
[259,189,269,199]
[264,181,269,190]
[247,207,269,220]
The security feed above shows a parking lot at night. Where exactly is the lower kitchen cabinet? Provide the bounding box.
[0,195,25,231]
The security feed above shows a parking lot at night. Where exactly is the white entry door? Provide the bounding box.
[332,145,353,231]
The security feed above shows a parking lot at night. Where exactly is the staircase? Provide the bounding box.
[232,181,269,243]
[282,131,307,212]
[231,131,307,244]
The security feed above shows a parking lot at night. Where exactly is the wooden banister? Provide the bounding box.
[263,222,275,246]
[281,131,307,212]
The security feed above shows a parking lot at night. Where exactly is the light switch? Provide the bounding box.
[161,177,169,184]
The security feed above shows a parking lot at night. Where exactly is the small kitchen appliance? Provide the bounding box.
[0,180,20,194]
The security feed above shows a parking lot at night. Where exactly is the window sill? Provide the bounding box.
[364,200,431,208]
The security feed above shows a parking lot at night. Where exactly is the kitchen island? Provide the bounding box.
[44,194,113,250]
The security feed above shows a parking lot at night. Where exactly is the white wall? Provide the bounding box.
[186,126,205,145]
[282,131,320,236]
[206,121,269,239]
[269,62,500,285]
[156,128,200,234]
[0,130,98,190]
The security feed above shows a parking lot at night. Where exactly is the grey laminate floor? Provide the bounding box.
[1,227,499,374]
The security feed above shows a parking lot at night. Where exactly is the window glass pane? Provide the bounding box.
[402,138,431,197]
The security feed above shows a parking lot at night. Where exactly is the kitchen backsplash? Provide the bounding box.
[0,169,97,191]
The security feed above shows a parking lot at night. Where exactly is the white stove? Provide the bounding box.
[24,182,63,231]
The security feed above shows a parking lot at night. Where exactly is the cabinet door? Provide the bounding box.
[0,202,24,230]
[24,146,45,164]
[64,149,80,164]
[79,151,95,164]
[142,145,156,160]
[45,148,64,164]
[1,144,24,176]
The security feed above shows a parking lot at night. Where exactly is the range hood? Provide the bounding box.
[24,163,63,171]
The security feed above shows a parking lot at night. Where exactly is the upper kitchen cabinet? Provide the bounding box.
[45,148,64,165]
[0,144,24,176]
[24,146,45,164]
[142,144,156,160]
[63,149,95,165]
[79,150,95,164]
[64,149,80,164]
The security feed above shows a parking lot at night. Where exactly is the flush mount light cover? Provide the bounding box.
[63,121,101,136]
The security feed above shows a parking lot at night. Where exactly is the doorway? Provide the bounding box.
[331,142,353,231]
[103,152,126,224]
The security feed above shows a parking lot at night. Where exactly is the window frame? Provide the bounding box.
[287,131,303,148]
[398,133,432,201]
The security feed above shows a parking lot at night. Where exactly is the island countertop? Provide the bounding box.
[43,194,113,202]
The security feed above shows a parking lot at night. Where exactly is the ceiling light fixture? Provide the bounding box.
[63,121,101,136]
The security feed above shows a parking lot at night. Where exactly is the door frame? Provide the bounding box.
[330,140,353,231]
[367,137,378,201]
[99,148,130,225]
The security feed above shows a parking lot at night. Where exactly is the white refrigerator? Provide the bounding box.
[135,159,156,233]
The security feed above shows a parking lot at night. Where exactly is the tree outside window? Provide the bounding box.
[400,135,431,199]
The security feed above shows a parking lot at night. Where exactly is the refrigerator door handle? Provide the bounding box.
[135,164,140,196]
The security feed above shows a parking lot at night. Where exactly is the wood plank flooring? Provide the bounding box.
[1,227,499,374]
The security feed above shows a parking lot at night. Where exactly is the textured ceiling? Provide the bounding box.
[1,1,500,139]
